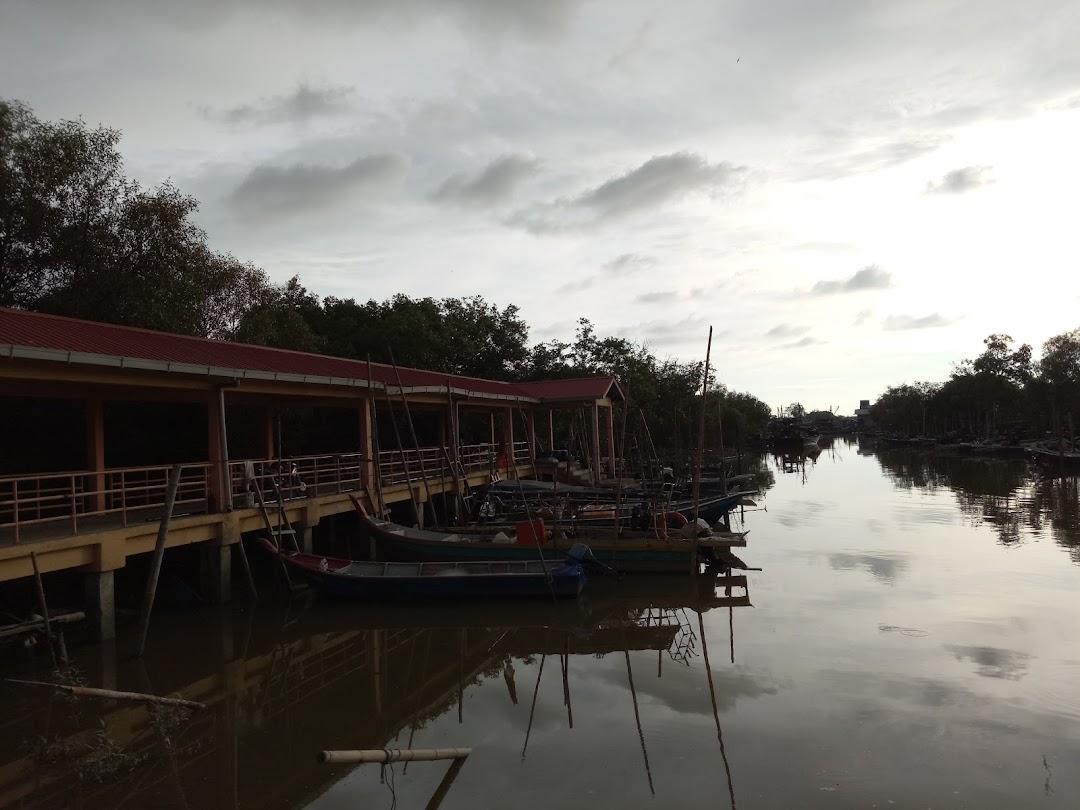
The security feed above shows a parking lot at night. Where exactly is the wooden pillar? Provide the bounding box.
[606,404,616,479]
[262,405,275,459]
[503,406,514,472]
[208,395,225,513]
[591,401,602,484]
[359,397,374,489]
[85,397,106,512]
[527,408,536,457]
[548,409,555,451]
[489,412,496,448]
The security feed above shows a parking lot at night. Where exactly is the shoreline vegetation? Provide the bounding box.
[871,332,1080,454]
[0,99,772,454]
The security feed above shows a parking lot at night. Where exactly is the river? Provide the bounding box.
[3,436,1079,808]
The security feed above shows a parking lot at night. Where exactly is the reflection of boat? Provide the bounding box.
[353,499,749,573]
[259,538,587,599]
[1030,445,1080,465]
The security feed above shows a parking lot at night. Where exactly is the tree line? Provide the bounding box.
[872,331,1080,442]
[0,99,771,455]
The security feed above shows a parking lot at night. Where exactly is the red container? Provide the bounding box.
[515,518,545,545]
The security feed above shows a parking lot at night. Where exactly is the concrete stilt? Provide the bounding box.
[299,525,314,554]
[200,545,232,605]
[84,570,116,642]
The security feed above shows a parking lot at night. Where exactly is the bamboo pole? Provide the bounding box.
[623,634,655,796]
[691,327,714,572]
[615,368,633,540]
[317,747,471,765]
[29,551,58,668]
[0,612,83,641]
[235,537,258,600]
[389,352,441,528]
[7,679,205,710]
[382,363,421,527]
[135,463,182,659]
[367,357,387,518]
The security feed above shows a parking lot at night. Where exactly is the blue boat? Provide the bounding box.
[258,537,587,600]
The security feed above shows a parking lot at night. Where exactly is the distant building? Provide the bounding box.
[855,399,873,428]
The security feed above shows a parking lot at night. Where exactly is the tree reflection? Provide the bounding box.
[873,449,1080,561]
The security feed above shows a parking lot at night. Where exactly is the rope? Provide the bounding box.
[380,751,397,810]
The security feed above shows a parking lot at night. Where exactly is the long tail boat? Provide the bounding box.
[350,498,748,573]
[258,537,586,599]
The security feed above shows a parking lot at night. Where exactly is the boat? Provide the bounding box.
[350,498,747,573]
[259,537,587,599]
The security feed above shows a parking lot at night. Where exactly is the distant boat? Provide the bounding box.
[259,537,587,600]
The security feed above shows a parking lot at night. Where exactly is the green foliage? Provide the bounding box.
[873,331,1080,439]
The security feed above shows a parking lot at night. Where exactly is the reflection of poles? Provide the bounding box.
[623,646,655,796]
[561,638,574,729]
[698,611,737,810]
[317,748,472,810]
[730,606,735,665]
[521,653,547,760]
[458,628,465,724]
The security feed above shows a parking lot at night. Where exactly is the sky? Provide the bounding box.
[4,0,1080,412]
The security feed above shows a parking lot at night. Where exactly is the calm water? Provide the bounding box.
[4,438,1080,809]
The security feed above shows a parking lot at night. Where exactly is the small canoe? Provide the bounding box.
[258,537,586,600]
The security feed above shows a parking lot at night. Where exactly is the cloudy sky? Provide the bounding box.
[5,0,1080,411]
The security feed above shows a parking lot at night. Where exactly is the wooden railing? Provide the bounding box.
[0,464,212,545]
[1,445,536,544]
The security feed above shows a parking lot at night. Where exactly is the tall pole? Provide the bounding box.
[691,327,713,572]
[389,351,439,527]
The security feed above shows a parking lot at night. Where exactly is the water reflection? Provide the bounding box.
[828,552,910,585]
[945,645,1034,681]
[0,572,752,810]
[873,448,1080,562]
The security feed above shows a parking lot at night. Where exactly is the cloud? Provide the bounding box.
[206,83,356,125]
[883,313,959,330]
[810,265,893,295]
[925,165,995,194]
[853,308,873,326]
[780,336,821,349]
[766,323,809,339]
[509,152,745,233]
[431,154,540,208]
[604,253,657,275]
[634,290,679,304]
[228,152,410,218]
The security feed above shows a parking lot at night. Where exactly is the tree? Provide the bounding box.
[1,98,275,337]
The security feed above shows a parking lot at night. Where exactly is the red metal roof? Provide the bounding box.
[0,307,619,403]
[516,377,622,402]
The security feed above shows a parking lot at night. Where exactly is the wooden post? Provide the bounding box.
[135,463,182,658]
[30,552,58,668]
[7,679,205,710]
[691,327,713,571]
[380,363,421,526]
[591,402,602,484]
[389,353,439,526]
[84,397,106,513]
[548,409,555,452]
[217,386,233,511]
[606,403,616,479]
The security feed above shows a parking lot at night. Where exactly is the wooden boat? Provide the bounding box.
[350,498,747,573]
[259,537,586,599]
